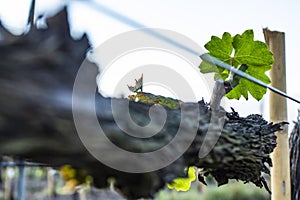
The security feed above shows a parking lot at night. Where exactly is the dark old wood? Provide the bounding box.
[0,9,284,198]
[290,111,300,200]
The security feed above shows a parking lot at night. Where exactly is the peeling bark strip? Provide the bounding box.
[0,9,284,198]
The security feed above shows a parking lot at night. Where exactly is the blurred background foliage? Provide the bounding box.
[0,165,270,200]
[156,180,269,200]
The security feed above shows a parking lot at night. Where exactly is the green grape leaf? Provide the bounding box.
[233,31,274,66]
[167,166,196,191]
[205,32,233,63]
[199,29,274,101]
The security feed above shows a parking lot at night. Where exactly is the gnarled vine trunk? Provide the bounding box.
[290,112,300,200]
[0,9,284,198]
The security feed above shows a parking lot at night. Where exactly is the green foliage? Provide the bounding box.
[59,165,92,191]
[199,29,274,101]
[167,166,196,191]
[128,74,143,92]
[156,181,269,200]
[128,74,181,109]
[128,92,181,109]
[202,183,269,200]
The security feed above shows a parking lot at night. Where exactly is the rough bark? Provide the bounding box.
[0,9,284,198]
[290,111,300,200]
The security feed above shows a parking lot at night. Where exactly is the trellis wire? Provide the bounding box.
[82,0,300,104]
[0,161,48,168]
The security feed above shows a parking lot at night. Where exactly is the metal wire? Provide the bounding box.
[200,54,300,104]
[0,161,48,167]
[84,0,300,104]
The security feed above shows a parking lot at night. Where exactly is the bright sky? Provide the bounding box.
[1,0,300,126]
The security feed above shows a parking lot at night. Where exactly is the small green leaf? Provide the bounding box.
[201,33,233,76]
[199,59,219,74]
[226,64,271,100]
[200,29,273,101]
[233,30,273,66]
[205,32,233,63]
[128,74,143,92]
[226,79,248,100]
[167,166,196,192]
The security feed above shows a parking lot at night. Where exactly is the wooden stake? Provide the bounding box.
[263,28,291,200]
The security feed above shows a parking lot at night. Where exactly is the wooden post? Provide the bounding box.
[263,28,291,200]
